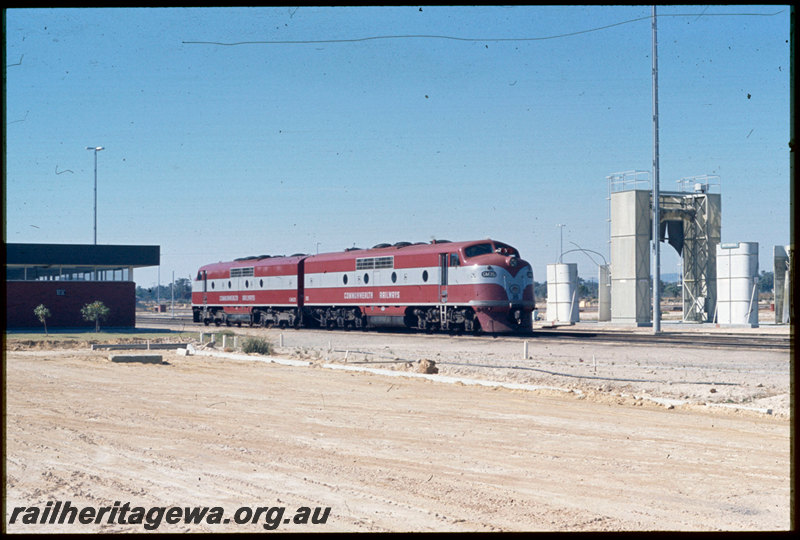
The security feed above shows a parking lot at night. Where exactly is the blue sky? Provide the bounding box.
[4,6,791,288]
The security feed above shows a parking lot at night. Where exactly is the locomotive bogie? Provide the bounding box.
[192,306,218,326]
[306,306,365,330]
[253,307,299,329]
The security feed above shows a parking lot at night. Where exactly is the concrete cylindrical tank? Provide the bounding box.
[716,242,759,327]
[597,264,611,322]
[546,263,579,323]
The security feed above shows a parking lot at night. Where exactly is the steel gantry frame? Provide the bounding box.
[606,173,721,325]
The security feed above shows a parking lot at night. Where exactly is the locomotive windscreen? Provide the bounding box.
[493,242,519,257]
[464,243,493,258]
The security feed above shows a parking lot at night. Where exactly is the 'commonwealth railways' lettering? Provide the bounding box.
[344,292,373,300]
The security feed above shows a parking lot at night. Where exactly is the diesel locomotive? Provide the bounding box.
[192,238,534,333]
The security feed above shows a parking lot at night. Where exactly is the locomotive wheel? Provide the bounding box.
[214,319,221,327]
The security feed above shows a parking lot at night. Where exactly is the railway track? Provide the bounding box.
[529,328,791,351]
[137,314,791,351]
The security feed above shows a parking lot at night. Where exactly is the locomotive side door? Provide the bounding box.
[202,270,208,304]
[438,253,448,303]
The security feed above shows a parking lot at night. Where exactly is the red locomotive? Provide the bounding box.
[192,239,534,333]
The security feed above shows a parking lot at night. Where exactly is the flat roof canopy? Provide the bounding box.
[6,243,160,281]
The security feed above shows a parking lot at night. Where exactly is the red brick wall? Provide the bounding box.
[6,281,136,329]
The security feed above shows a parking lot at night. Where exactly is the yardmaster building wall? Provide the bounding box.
[6,281,135,329]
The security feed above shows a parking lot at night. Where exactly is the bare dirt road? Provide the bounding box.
[3,336,791,532]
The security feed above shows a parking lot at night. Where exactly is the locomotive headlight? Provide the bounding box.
[509,256,518,267]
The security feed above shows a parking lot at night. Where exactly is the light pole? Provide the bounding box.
[651,5,661,334]
[556,224,566,263]
[86,146,104,244]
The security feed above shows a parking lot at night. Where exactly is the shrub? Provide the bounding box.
[34,304,52,335]
[81,301,110,332]
[241,337,272,355]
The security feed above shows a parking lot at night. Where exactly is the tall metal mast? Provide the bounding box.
[651,5,662,334]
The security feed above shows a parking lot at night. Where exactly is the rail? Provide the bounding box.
[137,313,790,351]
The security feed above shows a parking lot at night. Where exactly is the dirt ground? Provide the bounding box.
[3,328,793,532]
[263,326,791,416]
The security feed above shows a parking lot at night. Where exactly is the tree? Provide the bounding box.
[757,271,774,294]
[661,281,681,299]
[34,304,51,335]
[534,281,547,300]
[136,277,193,304]
[173,278,192,301]
[81,301,110,332]
[577,278,598,300]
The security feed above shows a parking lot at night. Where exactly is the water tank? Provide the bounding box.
[716,242,759,327]
[546,263,579,323]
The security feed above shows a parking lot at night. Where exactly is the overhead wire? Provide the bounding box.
[182,10,785,47]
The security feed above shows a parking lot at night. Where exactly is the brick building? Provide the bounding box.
[5,243,159,329]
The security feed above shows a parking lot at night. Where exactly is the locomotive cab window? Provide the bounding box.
[464,243,493,259]
[450,253,460,266]
[494,242,519,257]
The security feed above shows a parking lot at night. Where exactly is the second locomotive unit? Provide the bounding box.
[192,238,534,333]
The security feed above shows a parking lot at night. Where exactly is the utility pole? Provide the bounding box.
[652,5,662,334]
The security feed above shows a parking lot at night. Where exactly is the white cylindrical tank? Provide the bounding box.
[597,264,611,322]
[546,263,579,323]
[716,242,759,327]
